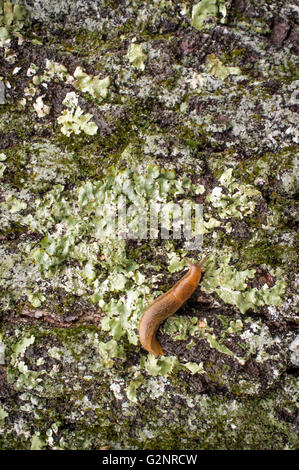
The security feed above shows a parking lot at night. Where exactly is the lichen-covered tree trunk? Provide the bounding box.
[0,0,298,450]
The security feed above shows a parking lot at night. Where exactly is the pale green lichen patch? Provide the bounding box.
[0,152,6,177]
[30,432,45,450]
[1,194,27,213]
[57,92,98,136]
[33,95,50,117]
[206,168,261,219]
[26,291,46,308]
[0,0,27,45]
[162,313,240,365]
[11,335,35,363]
[32,59,68,85]
[202,254,287,314]
[184,362,205,375]
[205,54,242,80]
[140,354,179,377]
[73,67,110,101]
[126,373,144,403]
[191,0,227,32]
[126,42,147,70]
[161,315,201,341]
[6,334,41,392]
[0,406,8,422]
[98,339,126,368]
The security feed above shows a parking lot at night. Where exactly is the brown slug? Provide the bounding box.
[139,257,208,357]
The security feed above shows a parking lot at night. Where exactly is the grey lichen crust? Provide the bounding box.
[0,0,298,450]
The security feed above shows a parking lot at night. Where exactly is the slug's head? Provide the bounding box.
[183,256,209,287]
[185,256,209,271]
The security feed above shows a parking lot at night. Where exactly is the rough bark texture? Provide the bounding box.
[0,0,298,450]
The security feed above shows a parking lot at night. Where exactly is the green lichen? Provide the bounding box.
[161,316,201,341]
[205,54,242,80]
[26,291,46,308]
[0,406,8,422]
[0,0,27,45]
[184,362,205,374]
[98,339,125,368]
[191,0,227,32]
[202,254,287,314]
[140,354,179,376]
[162,314,241,362]
[207,168,261,219]
[11,334,35,362]
[57,92,98,136]
[1,194,27,213]
[33,95,50,117]
[0,152,6,177]
[126,42,147,70]
[126,374,144,403]
[30,433,45,451]
[73,67,110,101]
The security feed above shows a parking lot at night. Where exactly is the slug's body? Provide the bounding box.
[139,259,207,356]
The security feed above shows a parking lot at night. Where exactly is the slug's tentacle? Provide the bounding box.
[185,256,209,269]
[139,257,208,356]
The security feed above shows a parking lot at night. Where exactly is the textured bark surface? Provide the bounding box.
[0,0,298,449]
